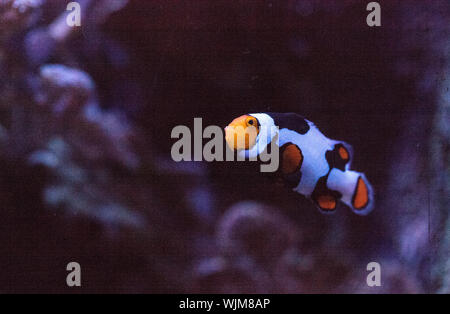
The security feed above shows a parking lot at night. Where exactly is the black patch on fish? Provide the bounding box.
[269,142,303,189]
[266,112,310,134]
[325,144,349,171]
[311,175,342,211]
[283,170,302,189]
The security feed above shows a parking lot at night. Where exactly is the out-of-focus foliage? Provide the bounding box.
[0,0,448,293]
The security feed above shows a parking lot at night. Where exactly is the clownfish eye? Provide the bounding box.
[247,118,258,127]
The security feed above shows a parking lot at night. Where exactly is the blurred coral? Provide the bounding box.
[0,0,43,40]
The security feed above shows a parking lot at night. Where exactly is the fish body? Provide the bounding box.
[225,112,374,215]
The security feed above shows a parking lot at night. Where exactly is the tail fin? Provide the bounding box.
[327,168,374,215]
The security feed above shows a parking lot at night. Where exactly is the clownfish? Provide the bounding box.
[225,113,374,215]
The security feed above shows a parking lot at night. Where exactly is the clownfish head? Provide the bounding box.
[225,114,260,151]
[225,113,278,152]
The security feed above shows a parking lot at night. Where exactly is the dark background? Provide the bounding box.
[0,0,448,293]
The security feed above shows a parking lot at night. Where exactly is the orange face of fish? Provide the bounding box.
[225,115,259,150]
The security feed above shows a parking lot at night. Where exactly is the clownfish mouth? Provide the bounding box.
[225,115,259,151]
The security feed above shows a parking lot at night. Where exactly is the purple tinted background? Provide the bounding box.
[0,0,448,293]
